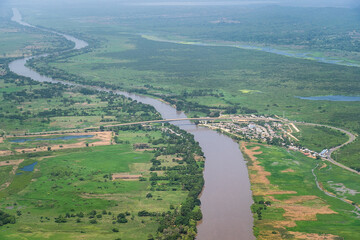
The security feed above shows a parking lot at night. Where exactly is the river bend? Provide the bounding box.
[8,8,254,240]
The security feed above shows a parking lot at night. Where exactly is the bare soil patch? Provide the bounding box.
[0,159,23,167]
[289,231,339,240]
[319,163,327,170]
[0,150,13,156]
[281,168,295,173]
[269,195,337,230]
[112,173,142,181]
[135,148,154,152]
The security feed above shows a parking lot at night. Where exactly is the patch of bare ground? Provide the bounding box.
[0,150,13,156]
[242,142,339,239]
[281,168,295,173]
[112,173,142,181]
[257,230,283,240]
[0,159,23,167]
[289,231,339,240]
[241,142,297,196]
[319,163,327,170]
[80,193,123,200]
[135,148,154,152]
[194,155,205,161]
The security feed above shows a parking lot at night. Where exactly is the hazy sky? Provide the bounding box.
[115,0,359,8]
[6,0,360,8]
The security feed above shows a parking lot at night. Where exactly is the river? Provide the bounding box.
[9,8,254,240]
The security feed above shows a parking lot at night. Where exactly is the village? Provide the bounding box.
[198,115,328,159]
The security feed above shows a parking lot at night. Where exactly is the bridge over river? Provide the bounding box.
[85,116,280,130]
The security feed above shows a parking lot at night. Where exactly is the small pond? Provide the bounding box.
[296,95,360,101]
[10,135,94,143]
[16,162,38,175]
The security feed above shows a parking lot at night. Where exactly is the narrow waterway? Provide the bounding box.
[9,8,254,239]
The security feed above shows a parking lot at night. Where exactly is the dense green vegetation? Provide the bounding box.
[0,60,160,136]
[0,125,204,239]
[335,139,360,171]
[0,210,16,226]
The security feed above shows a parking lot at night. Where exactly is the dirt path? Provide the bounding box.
[290,123,300,133]
[296,122,359,175]
[312,163,360,215]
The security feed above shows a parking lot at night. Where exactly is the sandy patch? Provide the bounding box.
[281,168,295,173]
[269,195,337,231]
[282,205,336,221]
[242,144,269,185]
[135,148,155,152]
[0,137,3,143]
[194,155,205,161]
[112,173,142,181]
[319,163,327,170]
[282,195,318,203]
[262,190,297,195]
[0,159,23,167]
[289,231,339,240]
[0,150,13,156]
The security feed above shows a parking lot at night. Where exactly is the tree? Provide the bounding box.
[89,219,97,224]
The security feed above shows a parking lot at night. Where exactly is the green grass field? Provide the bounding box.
[0,128,195,239]
[293,124,349,152]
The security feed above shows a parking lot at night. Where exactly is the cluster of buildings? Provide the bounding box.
[200,116,285,142]
[200,115,328,159]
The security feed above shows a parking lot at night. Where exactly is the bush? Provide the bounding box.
[89,219,97,224]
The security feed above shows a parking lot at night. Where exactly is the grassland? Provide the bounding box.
[242,142,360,239]
[0,126,204,239]
[27,30,360,169]
[0,72,160,136]
[12,5,360,167]
[292,124,349,152]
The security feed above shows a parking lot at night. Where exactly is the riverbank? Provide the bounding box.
[6,9,255,239]
[241,142,360,240]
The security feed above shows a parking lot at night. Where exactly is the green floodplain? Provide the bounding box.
[1,1,360,239]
